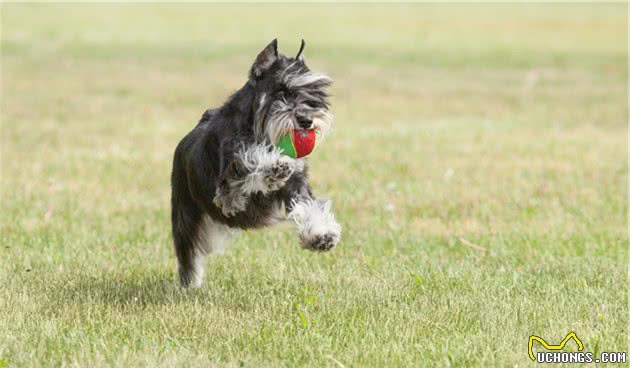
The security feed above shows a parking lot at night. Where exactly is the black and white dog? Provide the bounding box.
[171,39,341,287]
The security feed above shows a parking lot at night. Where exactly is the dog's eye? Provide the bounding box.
[276,87,293,98]
[304,101,322,109]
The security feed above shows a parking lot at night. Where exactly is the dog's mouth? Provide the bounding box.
[281,114,331,144]
[262,110,332,146]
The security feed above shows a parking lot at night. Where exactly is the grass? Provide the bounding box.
[1,3,627,367]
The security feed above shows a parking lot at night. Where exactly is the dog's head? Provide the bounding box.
[248,39,333,145]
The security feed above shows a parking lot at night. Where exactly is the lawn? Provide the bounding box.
[1,3,627,367]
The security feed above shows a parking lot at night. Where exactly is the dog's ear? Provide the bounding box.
[295,39,305,61]
[251,39,278,79]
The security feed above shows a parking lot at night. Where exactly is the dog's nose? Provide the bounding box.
[297,117,312,129]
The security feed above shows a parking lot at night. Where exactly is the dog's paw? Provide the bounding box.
[264,157,295,191]
[290,199,341,252]
[301,231,340,252]
[213,188,247,217]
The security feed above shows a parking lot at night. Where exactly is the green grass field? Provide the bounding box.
[1,3,627,367]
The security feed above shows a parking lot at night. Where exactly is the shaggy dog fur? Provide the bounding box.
[170,39,341,287]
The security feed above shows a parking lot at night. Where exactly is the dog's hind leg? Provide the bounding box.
[172,202,234,287]
[172,201,204,288]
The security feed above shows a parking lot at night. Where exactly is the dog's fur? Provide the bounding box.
[170,39,341,287]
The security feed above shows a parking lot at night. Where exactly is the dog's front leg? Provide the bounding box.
[213,144,296,217]
[285,184,342,252]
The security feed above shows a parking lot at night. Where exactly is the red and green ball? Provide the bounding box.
[276,129,317,158]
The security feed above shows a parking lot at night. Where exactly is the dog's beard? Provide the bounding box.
[310,110,333,142]
[256,101,333,145]
[255,99,294,144]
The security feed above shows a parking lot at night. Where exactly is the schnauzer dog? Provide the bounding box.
[171,39,341,287]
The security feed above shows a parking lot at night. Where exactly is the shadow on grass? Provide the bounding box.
[35,265,327,316]
[32,268,201,314]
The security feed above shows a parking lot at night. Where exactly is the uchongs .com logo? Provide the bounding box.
[528,332,627,364]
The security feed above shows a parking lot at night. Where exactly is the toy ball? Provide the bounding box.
[276,129,317,158]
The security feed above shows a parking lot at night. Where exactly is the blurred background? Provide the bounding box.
[1,3,627,367]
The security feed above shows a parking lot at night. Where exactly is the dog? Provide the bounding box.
[170,39,341,288]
